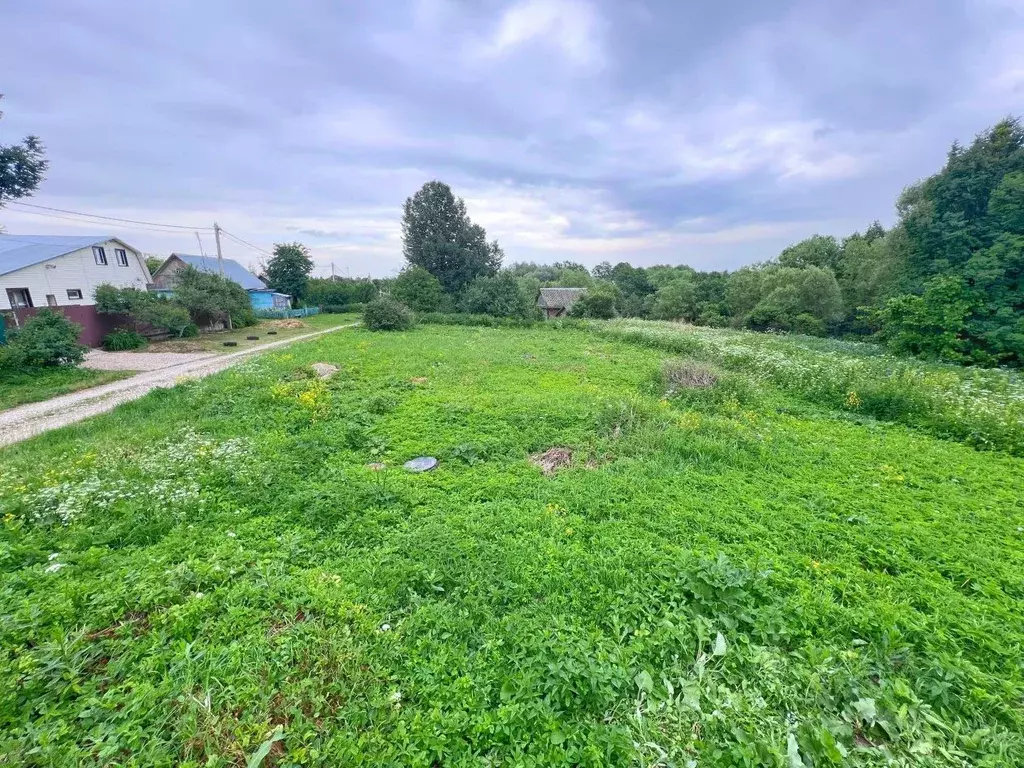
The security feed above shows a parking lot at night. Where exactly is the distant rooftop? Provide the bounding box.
[168,253,267,291]
[537,287,586,309]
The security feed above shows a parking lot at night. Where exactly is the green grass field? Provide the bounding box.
[1,323,1022,766]
[0,367,135,411]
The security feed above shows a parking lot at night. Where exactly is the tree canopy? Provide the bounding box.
[391,265,445,312]
[265,242,314,301]
[402,181,502,294]
[0,94,47,208]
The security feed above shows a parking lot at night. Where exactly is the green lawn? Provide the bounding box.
[1,324,1022,766]
[0,367,135,411]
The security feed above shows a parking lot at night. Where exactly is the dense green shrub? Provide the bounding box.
[391,266,444,312]
[650,279,698,321]
[417,312,542,328]
[460,273,537,318]
[872,275,977,362]
[175,267,255,329]
[321,303,366,314]
[94,284,192,336]
[307,278,381,307]
[7,309,85,367]
[102,329,148,351]
[0,341,23,372]
[570,287,618,319]
[363,297,414,331]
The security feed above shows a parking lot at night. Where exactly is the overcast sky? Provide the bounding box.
[1,0,1022,277]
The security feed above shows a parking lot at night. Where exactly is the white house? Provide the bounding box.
[0,235,151,310]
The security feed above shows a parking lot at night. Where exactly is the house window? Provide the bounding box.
[6,288,33,308]
[93,246,108,265]
[46,294,58,307]
[67,289,83,301]
[115,248,129,266]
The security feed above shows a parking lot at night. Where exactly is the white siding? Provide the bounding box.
[0,240,151,310]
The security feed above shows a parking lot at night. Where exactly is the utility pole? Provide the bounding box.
[213,222,225,275]
[213,222,230,330]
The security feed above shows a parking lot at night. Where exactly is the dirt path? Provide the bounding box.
[0,323,356,448]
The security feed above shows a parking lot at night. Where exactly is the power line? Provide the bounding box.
[7,200,213,231]
[219,228,273,257]
[2,206,210,235]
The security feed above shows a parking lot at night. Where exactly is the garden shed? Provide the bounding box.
[537,287,585,319]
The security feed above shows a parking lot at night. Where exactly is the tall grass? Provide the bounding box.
[593,319,1024,455]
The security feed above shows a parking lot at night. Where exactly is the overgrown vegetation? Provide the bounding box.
[102,329,147,351]
[0,323,1021,765]
[0,309,85,369]
[94,283,192,337]
[175,266,257,329]
[363,296,414,331]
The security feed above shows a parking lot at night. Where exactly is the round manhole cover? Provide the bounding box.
[404,457,438,473]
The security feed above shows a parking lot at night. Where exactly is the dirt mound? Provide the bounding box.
[272,319,307,329]
[530,447,573,475]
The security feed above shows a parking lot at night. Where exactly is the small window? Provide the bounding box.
[115,248,129,266]
[66,289,83,301]
[93,246,108,265]
[6,288,33,308]
[46,294,58,307]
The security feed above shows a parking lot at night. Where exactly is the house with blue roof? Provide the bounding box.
[0,234,151,310]
[150,253,291,311]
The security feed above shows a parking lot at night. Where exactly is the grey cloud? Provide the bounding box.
[1,0,1021,276]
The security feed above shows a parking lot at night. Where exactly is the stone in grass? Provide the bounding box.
[223,341,238,347]
[310,362,339,379]
[530,447,573,475]
[247,335,259,340]
[404,456,439,473]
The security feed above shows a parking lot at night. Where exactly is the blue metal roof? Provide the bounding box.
[170,253,267,291]
[0,234,116,276]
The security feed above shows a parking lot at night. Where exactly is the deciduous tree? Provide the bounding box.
[402,181,502,294]
[265,242,314,301]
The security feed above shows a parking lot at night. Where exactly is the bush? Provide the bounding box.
[363,297,414,331]
[417,313,542,328]
[460,273,537,318]
[175,267,254,329]
[0,342,24,372]
[94,284,192,337]
[791,313,827,337]
[392,266,445,312]
[102,329,148,351]
[230,307,257,328]
[322,303,366,314]
[570,287,618,319]
[873,275,977,363]
[8,310,85,367]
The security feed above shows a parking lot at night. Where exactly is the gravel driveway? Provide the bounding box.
[83,349,217,371]
[0,323,356,448]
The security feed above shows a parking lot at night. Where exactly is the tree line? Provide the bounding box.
[315,117,1022,367]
